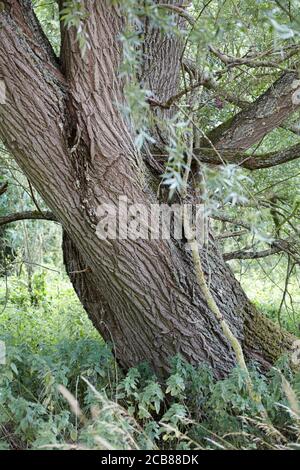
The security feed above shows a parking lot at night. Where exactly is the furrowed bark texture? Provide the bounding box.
[211,72,300,150]
[138,0,186,147]
[0,0,295,378]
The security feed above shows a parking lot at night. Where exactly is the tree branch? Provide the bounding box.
[224,238,300,264]
[210,71,300,150]
[217,229,248,239]
[0,0,73,229]
[0,211,57,227]
[209,44,300,70]
[194,141,300,170]
[158,4,195,26]
[212,213,251,230]
[183,59,250,109]
[183,59,300,149]
[147,70,215,109]
[224,246,282,261]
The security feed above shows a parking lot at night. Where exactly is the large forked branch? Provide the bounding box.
[194,141,300,170]
[0,211,57,227]
[0,0,75,228]
[210,71,300,150]
[166,62,300,169]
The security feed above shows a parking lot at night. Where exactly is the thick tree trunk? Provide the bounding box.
[0,1,295,378]
[62,228,294,377]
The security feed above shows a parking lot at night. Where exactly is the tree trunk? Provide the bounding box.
[0,0,295,379]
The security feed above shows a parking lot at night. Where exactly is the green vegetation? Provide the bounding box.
[0,271,300,450]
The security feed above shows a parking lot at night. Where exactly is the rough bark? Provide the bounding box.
[138,0,186,148]
[0,0,296,379]
[211,71,300,150]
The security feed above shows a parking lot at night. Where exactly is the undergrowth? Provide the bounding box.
[0,273,300,450]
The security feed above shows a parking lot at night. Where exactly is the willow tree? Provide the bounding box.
[0,0,299,378]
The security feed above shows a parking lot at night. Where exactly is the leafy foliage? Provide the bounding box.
[0,266,299,450]
[1,300,300,450]
[0,276,299,450]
